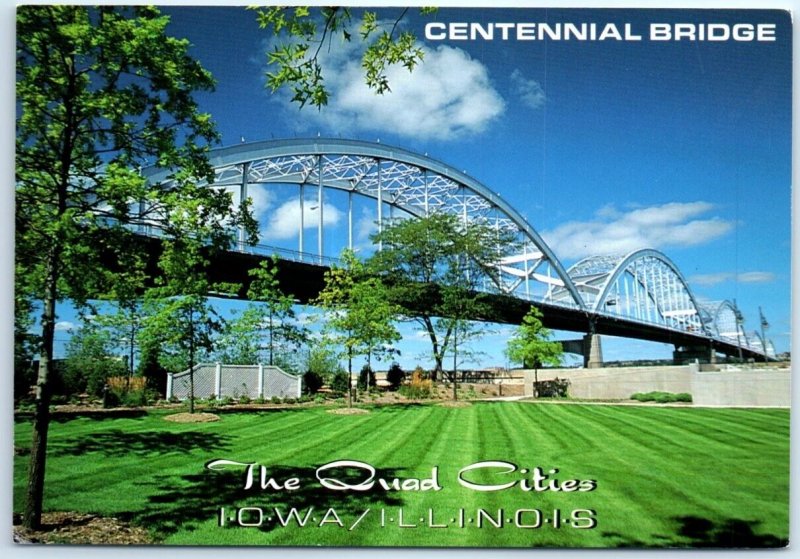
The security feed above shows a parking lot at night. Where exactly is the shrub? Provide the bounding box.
[254,396,265,404]
[329,370,350,396]
[400,370,433,399]
[631,391,692,403]
[303,371,324,394]
[270,396,282,404]
[239,394,251,404]
[357,364,376,391]
[219,396,234,406]
[534,378,570,398]
[386,363,405,391]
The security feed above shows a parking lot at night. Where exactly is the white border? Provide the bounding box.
[2,1,796,558]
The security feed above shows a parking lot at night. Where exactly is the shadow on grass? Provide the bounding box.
[14,409,150,423]
[52,429,233,457]
[127,464,406,538]
[602,515,788,548]
[672,515,788,548]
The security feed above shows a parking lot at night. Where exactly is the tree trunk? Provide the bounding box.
[24,255,58,529]
[347,345,352,408]
[422,317,441,381]
[188,306,195,414]
[452,328,458,401]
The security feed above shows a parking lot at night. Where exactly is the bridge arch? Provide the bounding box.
[143,138,586,308]
[700,300,745,344]
[554,249,708,334]
[138,138,773,359]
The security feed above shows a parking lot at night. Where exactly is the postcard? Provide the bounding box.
[12,4,791,549]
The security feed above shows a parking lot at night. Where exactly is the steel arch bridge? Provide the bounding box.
[142,138,773,360]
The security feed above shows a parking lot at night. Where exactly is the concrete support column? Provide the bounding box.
[258,364,265,398]
[166,373,174,400]
[583,334,603,369]
[215,363,222,398]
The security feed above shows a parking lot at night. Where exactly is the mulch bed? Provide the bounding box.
[163,412,220,423]
[13,512,154,545]
[327,407,370,415]
[437,401,473,408]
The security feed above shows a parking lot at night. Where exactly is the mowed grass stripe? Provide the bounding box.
[575,404,788,536]
[263,405,438,547]
[13,403,789,548]
[649,407,789,447]
[326,405,461,548]
[524,404,696,542]
[532,406,756,544]
[679,407,790,441]
[591,406,758,459]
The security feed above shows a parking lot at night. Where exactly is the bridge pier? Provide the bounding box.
[673,344,716,365]
[583,333,603,368]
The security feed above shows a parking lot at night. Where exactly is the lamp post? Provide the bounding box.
[733,301,744,362]
[759,307,769,363]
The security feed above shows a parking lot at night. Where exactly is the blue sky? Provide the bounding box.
[49,7,792,367]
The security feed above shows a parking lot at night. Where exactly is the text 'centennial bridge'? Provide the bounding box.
[141,138,775,363]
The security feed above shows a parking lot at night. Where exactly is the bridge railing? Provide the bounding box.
[133,222,343,267]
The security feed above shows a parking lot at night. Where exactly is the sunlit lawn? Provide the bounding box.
[13,402,789,547]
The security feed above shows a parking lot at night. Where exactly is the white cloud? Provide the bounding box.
[267,35,505,141]
[689,271,776,286]
[55,321,77,332]
[738,271,776,283]
[262,197,342,241]
[542,202,734,260]
[245,187,275,218]
[510,69,546,109]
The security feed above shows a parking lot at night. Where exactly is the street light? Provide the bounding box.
[759,307,770,363]
[733,301,744,362]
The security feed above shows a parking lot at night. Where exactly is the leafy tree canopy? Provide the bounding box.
[16,5,251,528]
[367,213,513,377]
[253,6,436,107]
[506,307,563,370]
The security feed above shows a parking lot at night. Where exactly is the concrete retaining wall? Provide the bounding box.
[691,369,791,406]
[523,365,790,407]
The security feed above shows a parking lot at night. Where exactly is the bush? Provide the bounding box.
[631,391,692,403]
[239,394,251,404]
[400,370,433,399]
[357,364,376,391]
[534,378,571,398]
[329,370,350,395]
[386,363,405,391]
[303,371,324,394]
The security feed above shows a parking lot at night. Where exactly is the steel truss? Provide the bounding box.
[142,138,772,357]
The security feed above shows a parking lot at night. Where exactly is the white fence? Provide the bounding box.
[166,363,302,401]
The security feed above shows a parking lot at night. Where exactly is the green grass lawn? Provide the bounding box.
[13,402,789,548]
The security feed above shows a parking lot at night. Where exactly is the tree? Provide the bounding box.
[315,250,401,405]
[62,322,128,397]
[94,300,146,379]
[16,6,253,528]
[213,258,307,366]
[505,307,563,397]
[386,363,405,391]
[368,213,512,381]
[253,6,436,108]
[140,293,220,412]
[357,364,376,392]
